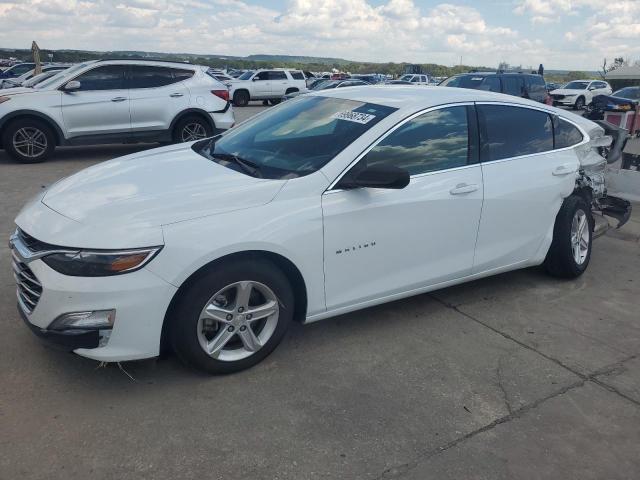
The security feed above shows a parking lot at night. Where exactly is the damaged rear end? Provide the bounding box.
[570,118,632,230]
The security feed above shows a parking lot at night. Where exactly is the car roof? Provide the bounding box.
[312,85,600,134]
[310,85,528,109]
[96,59,200,70]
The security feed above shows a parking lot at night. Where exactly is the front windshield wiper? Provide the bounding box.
[211,152,263,178]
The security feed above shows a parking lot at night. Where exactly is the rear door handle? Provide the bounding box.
[111,97,127,102]
[552,164,576,176]
[170,93,184,97]
[449,183,479,195]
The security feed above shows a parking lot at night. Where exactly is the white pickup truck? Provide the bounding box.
[228,69,308,106]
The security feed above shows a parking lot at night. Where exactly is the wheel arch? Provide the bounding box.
[0,110,64,146]
[160,250,308,355]
[285,87,299,94]
[170,109,215,137]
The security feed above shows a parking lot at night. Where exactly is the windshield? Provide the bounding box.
[614,87,640,100]
[564,81,589,90]
[24,71,59,87]
[440,75,487,89]
[238,71,254,80]
[194,96,397,179]
[35,62,93,89]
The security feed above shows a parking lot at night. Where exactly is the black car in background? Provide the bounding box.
[440,72,549,103]
[585,86,640,120]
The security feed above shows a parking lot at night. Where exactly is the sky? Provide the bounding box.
[0,0,638,71]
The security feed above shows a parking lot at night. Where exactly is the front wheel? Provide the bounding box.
[2,119,55,163]
[574,97,585,110]
[544,195,594,278]
[170,259,294,374]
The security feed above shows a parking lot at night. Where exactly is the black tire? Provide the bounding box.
[170,258,294,374]
[574,96,585,110]
[233,90,250,107]
[173,115,213,143]
[544,195,594,278]
[268,99,281,105]
[2,118,55,163]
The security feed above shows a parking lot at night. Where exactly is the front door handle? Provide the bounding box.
[449,183,479,195]
[111,97,127,102]
[552,164,576,176]
[170,93,184,97]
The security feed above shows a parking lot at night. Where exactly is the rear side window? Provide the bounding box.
[362,106,470,175]
[172,69,194,82]
[479,76,501,92]
[478,105,553,161]
[501,76,523,96]
[128,66,176,88]
[554,118,583,149]
[269,71,287,80]
[290,71,304,80]
[74,65,126,91]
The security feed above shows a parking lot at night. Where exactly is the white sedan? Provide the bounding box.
[10,86,629,374]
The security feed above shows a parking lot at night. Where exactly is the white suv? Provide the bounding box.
[550,80,612,110]
[0,59,234,163]
[228,69,307,106]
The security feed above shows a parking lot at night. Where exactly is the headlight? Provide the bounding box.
[0,96,10,104]
[50,310,116,331]
[42,247,162,277]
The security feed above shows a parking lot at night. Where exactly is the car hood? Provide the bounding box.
[0,86,35,95]
[551,89,585,95]
[41,143,287,229]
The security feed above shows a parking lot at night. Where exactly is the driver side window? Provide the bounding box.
[361,106,470,176]
[73,65,126,91]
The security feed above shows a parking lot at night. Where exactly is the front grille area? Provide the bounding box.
[11,230,44,315]
[552,94,565,100]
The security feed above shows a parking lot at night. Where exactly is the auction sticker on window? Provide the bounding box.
[332,111,376,124]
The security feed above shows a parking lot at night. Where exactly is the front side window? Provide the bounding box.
[554,118,583,149]
[194,96,397,179]
[254,71,269,81]
[74,65,126,91]
[478,105,553,161]
[361,106,470,176]
[128,66,175,88]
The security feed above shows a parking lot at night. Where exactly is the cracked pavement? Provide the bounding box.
[1,106,640,479]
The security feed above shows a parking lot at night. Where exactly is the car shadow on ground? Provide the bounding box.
[0,144,157,165]
[28,266,553,390]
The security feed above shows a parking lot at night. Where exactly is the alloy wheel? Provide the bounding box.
[13,127,47,158]
[197,281,279,361]
[570,209,589,265]
[181,122,207,142]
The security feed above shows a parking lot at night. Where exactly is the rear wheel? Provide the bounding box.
[173,115,213,143]
[544,195,593,278]
[170,259,294,374]
[2,118,55,163]
[233,90,250,107]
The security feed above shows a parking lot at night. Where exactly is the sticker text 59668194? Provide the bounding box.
[332,111,377,124]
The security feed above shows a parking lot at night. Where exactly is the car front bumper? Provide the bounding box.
[12,251,178,363]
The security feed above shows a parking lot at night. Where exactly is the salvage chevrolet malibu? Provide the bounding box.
[10,86,631,374]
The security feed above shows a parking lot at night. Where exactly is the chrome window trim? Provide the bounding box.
[325,101,475,193]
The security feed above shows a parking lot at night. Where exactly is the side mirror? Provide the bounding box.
[63,80,81,91]
[336,164,410,190]
[252,77,260,81]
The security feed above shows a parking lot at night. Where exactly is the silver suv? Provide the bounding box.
[228,69,308,107]
[0,59,234,163]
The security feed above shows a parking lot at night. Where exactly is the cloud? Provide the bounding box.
[0,0,636,69]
